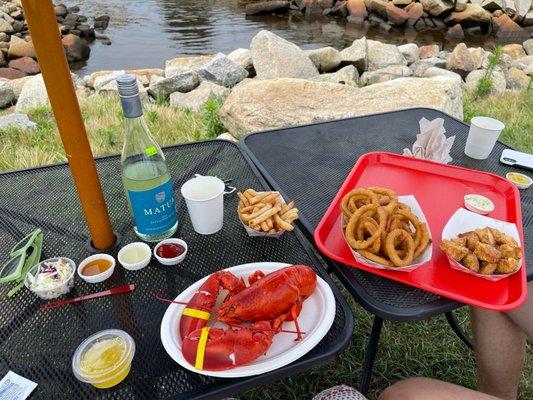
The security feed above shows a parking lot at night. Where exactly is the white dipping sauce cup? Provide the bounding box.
[181,176,225,234]
[465,116,505,160]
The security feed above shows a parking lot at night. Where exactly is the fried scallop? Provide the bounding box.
[475,227,496,245]
[496,257,518,274]
[440,239,469,261]
[480,261,498,275]
[489,228,518,246]
[462,252,480,273]
[451,237,467,247]
[499,244,522,259]
[473,242,501,263]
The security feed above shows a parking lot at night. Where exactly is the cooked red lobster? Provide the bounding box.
[179,265,317,371]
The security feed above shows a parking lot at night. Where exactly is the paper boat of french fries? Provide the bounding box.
[342,195,432,272]
[237,191,298,238]
[441,208,523,281]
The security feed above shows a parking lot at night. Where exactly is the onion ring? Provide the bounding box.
[356,218,381,254]
[359,250,394,267]
[413,222,431,259]
[341,189,379,217]
[345,204,386,250]
[385,229,415,267]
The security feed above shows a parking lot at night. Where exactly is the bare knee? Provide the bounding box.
[379,377,431,400]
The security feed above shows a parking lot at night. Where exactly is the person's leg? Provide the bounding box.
[470,307,527,400]
[507,281,533,341]
[378,377,501,400]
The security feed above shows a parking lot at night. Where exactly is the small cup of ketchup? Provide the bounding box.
[153,239,188,266]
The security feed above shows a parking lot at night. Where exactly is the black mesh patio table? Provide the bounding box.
[0,140,353,400]
[240,107,532,393]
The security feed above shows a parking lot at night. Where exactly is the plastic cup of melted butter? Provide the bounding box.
[72,329,135,389]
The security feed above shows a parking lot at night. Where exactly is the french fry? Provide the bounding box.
[261,221,269,231]
[280,201,295,215]
[244,188,257,196]
[268,229,277,234]
[240,205,256,213]
[266,218,274,229]
[274,214,294,231]
[241,204,272,222]
[249,192,270,205]
[281,208,299,220]
[262,193,278,205]
[249,206,281,226]
[237,192,250,207]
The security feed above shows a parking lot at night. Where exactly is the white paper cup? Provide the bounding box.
[465,116,505,160]
[181,176,225,235]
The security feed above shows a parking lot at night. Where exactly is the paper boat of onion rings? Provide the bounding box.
[341,195,433,272]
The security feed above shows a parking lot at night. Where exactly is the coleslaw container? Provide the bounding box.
[24,257,76,300]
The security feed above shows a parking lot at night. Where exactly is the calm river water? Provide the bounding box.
[65,0,496,75]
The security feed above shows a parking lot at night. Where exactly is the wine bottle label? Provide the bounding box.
[127,179,177,235]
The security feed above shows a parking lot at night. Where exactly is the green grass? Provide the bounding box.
[0,94,225,171]
[0,89,531,399]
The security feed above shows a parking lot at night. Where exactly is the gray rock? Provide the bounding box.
[506,67,530,90]
[397,43,420,64]
[219,76,462,137]
[465,69,506,94]
[165,55,214,78]
[0,78,14,107]
[250,30,319,79]
[0,113,36,130]
[469,47,485,69]
[148,71,199,97]
[447,43,476,77]
[0,11,15,25]
[420,0,454,16]
[305,47,342,72]
[169,81,230,111]
[360,64,412,85]
[245,0,290,15]
[422,67,463,85]
[54,4,67,16]
[316,65,359,85]
[367,39,407,70]
[339,37,368,72]
[197,53,248,87]
[10,75,32,99]
[227,48,254,74]
[524,39,533,56]
[0,19,13,34]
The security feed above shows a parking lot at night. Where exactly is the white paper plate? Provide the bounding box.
[160,262,336,378]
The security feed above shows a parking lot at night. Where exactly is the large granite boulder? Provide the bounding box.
[86,69,163,88]
[8,57,40,75]
[0,67,26,80]
[220,76,462,137]
[502,43,527,60]
[385,3,409,24]
[164,55,214,78]
[465,69,506,94]
[197,53,248,87]
[405,2,424,25]
[422,67,463,85]
[367,39,407,70]
[339,37,367,72]
[305,47,342,72]
[524,39,533,55]
[148,71,199,97]
[347,0,367,23]
[250,30,319,79]
[10,75,32,99]
[506,67,530,90]
[170,81,230,111]
[492,14,529,43]
[419,44,440,59]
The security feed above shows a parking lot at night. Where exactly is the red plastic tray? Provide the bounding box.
[314,152,527,311]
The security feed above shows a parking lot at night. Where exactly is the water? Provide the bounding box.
[65,0,499,75]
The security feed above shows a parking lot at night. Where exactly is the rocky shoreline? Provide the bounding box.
[0,30,531,137]
[0,1,110,80]
[244,0,532,42]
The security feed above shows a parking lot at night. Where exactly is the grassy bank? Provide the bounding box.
[0,89,531,400]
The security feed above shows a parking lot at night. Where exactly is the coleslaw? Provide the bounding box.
[25,258,75,299]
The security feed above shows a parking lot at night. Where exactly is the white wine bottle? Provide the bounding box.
[117,75,178,242]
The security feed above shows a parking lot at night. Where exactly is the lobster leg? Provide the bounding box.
[248,270,265,285]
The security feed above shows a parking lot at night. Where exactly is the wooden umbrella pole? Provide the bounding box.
[21,0,116,250]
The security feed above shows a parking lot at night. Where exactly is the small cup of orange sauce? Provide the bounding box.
[78,254,116,283]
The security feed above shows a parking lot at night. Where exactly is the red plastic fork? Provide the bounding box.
[41,284,135,310]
